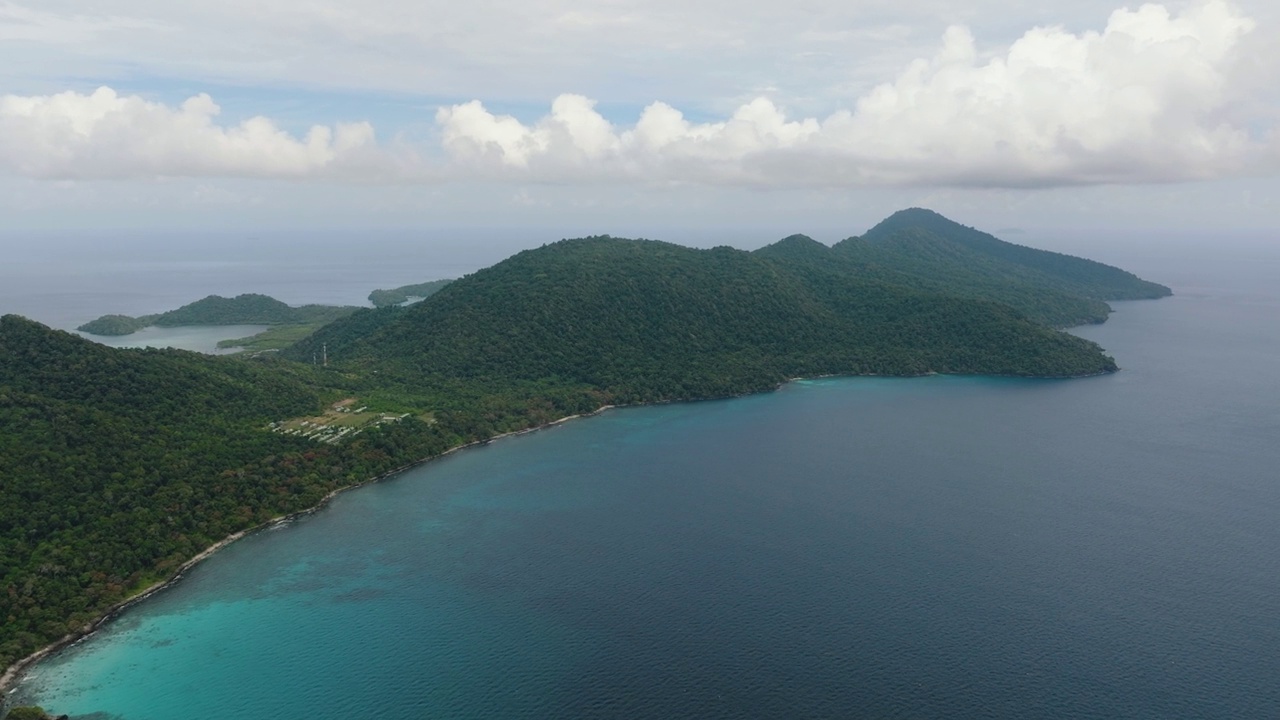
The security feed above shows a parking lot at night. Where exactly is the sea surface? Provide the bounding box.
[77,325,273,354]
[0,230,506,353]
[5,237,1280,719]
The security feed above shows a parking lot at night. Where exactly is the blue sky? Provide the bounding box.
[1,0,1277,239]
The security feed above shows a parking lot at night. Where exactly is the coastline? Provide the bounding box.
[0,528,249,698]
[1,362,1113,698]
[0,403,619,699]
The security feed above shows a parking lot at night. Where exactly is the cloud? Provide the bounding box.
[437,0,1274,187]
[0,0,954,102]
[436,95,821,183]
[14,0,1277,111]
[0,1,1276,188]
[0,86,384,180]
[0,2,166,44]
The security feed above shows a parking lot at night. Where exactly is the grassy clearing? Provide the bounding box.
[217,322,331,353]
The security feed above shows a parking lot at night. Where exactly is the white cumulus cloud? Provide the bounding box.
[0,86,382,179]
[436,95,821,182]
[436,0,1275,187]
[0,1,1275,189]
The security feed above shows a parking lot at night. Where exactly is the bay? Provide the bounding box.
[75,325,272,355]
[8,241,1280,719]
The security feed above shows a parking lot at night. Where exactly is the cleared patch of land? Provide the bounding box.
[269,398,421,444]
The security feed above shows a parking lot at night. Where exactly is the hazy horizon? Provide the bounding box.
[3,220,1276,337]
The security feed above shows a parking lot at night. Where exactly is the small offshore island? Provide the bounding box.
[76,280,457,354]
[0,209,1171,715]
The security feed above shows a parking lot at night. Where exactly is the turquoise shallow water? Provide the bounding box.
[10,250,1280,718]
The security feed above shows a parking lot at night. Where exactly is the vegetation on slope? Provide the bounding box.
[287,236,1118,406]
[0,317,455,673]
[2,210,1171,689]
[862,209,1171,300]
[824,208,1171,327]
[73,314,148,336]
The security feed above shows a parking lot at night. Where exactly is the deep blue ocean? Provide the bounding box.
[4,235,1279,718]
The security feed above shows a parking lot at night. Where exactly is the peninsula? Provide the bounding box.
[1,210,1170,698]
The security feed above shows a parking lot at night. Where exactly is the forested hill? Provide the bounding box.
[862,209,1171,300]
[2,211,1171,690]
[77,294,359,336]
[823,208,1171,327]
[285,235,1119,401]
[0,316,453,673]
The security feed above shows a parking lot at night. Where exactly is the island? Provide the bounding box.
[76,293,363,353]
[0,209,1171,702]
